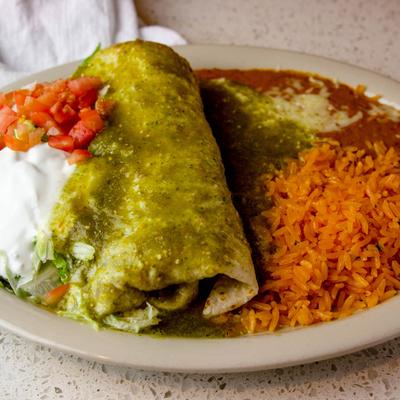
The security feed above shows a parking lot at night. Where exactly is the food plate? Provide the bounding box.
[1,45,400,373]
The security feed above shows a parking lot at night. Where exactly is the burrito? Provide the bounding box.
[50,42,257,332]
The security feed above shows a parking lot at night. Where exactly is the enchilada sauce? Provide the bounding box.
[196,68,400,148]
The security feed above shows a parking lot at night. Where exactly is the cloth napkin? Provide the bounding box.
[0,0,186,86]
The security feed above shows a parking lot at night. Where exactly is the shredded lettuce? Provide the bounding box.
[34,231,54,266]
[33,232,72,283]
[1,233,70,298]
[5,265,19,295]
[1,251,17,293]
[31,252,41,274]
[53,253,71,283]
[103,303,160,333]
[0,251,27,297]
[20,263,60,298]
[58,285,99,330]
[71,242,95,261]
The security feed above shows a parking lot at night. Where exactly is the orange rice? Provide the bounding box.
[241,140,400,333]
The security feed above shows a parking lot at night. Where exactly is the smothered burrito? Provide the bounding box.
[45,41,258,332]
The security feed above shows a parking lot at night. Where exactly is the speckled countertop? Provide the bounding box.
[1,1,400,399]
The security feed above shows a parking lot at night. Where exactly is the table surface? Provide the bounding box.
[2,1,400,399]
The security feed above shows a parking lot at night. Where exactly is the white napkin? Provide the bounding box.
[0,0,186,86]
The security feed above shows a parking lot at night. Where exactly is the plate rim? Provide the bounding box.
[1,44,400,373]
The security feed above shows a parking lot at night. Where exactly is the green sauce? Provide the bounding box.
[145,305,231,338]
[200,78,315,268]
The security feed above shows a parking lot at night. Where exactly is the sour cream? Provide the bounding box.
[0,145,74,285]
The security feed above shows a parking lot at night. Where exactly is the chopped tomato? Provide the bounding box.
[79,108,104,132]
[30,111,57,129]
[3,120,43,152]
[13,121,31,142]
[95,97,115,118]
[49,101,62,115]
[31,83,45,97]
[0,106,18,134]
[48,79,68,93]
[28,128,45,147]
[13,90,30,107]
[36,91,58,108]
[4,124,30,152]
[0,75,108,154]
[67,149,93,165]
[24,96,49,114]
[4,135,30,152]
[57,91,77,107]
[43,284,70,306]
[50,102,77,124]
[67,77,102,96]
[78,89,98,108]
[59,120,77,135]
[47,126,63,136]
[48,135,74,152]
[69,120,96,148]
[0,92,14,107]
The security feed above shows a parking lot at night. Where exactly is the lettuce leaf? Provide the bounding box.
[103,303,160,333]
[20,263,60,298]
[71,242,95,261]
[58,285,99,330]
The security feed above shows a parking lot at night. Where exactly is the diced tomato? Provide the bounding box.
[58,120,76,135]
[59,104,77,124]
[48,79,68,93]
[31,83,45,97]
[28,128,45,147]
[4,135,30,152]
[79,108,104,132]
[67,149,93,165]
[13,90,30,107]
[67,77,102,96]
[36,90,58,108]
[78,89,98,108]
[68,120,96,148]
[0,75,107,155]
[30,111,57,129]
[47,126,63,136]
[48,135,74,152]
[95,97,115,118]
[57,90,75,103]
[24,96,49,114]
[50,102,77,124]
[13,122,31,143]
[4,121,43,152]
[4,124,30,152]
[43,284,70,306]
[0,106,17,134]
[49,101,62,115]
[0,92,14,107]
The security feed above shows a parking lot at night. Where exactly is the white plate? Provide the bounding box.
[1,45,400,373]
